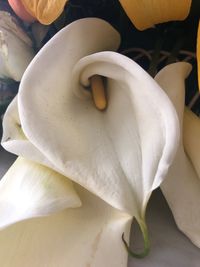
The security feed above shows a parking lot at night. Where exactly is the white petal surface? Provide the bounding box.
[183,108,200,178]
[18,18,179,220]
[0,11,33,46]
[155,62,200,247]
[0,156,81,228]
[0,11,34,80]
[1,97,56,169]
[0,25,34,81]
[0,184,132,267]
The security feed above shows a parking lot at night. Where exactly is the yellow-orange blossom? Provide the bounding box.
[21,0,68,25]
[119,0,192,30]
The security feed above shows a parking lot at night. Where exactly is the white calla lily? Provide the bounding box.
[0,18,179,266]
[0,11,35,81]
[155,62,200,248]
[18,17,179,245]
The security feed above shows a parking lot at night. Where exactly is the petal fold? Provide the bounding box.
[2,97,55,169]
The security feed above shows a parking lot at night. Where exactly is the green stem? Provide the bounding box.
[122,218,150,259]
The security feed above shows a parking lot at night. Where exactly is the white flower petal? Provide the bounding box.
[183,108,200,178]
[0,156,81,228]
[2,97,26,142]
[1,97,56,169]
[155,62,200,247]
[18,18,179,222]
[155,62,192,125]
[0,185,132,267]
[0,11,32,46]
[0,23,34,81]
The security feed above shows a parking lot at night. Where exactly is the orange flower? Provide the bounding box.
[8,0,35,22]
[20,0,68,25]
[119,0,192,30]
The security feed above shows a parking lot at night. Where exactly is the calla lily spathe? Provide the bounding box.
[155,62,200,248]
[0,18,179,266]
[17,18,179,223]
[0,11,35,81]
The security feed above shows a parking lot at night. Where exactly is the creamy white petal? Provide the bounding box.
[0,11,33,79]
[0,184,132,267]
[1,97,56,169]
[0,25,34,81]
[18,19,179,222]
[0,11,32,46]
[183,108,200,178]
[2,97,26,142]
[155,62,200,247]
[0,156,81,228]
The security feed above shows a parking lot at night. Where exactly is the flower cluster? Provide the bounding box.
[0,1,200,267]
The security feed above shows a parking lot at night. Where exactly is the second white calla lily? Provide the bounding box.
[155,62,200,248]
[0,11,35,81]
[184,108,200,177]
